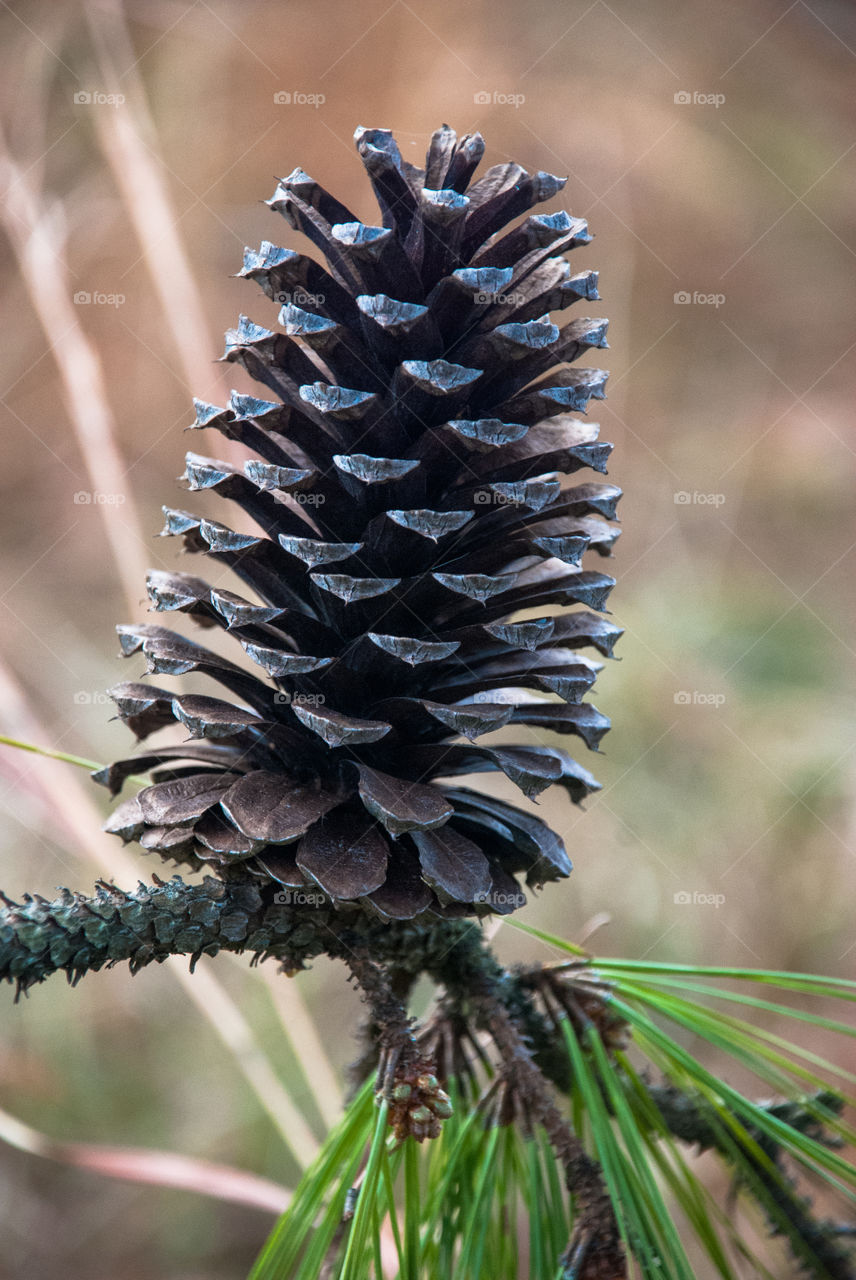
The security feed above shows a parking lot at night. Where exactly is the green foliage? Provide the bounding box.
[252,939,856,1280]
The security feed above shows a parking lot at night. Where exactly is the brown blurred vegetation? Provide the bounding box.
[0,0,854,1275]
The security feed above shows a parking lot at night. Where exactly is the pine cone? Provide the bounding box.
[99,125,621,922]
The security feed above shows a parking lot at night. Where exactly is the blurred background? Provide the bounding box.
[0,0,854,1275]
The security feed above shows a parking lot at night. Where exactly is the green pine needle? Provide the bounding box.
[0,734,150,787]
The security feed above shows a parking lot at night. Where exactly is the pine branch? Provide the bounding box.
[3,875,842,1187]
[0,874,485,997]
[411,934,624,1278]
[646,1083,855,1279]
[4,876,852,1278]
[475,995,624,1280]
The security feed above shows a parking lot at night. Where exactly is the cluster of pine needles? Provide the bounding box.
[251,923,856,1280]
